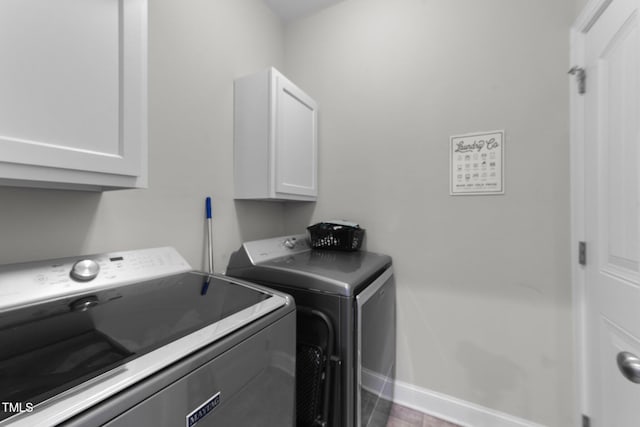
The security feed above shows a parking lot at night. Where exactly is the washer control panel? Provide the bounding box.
[0,247,192,311]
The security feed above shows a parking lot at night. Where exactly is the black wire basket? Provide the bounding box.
[307,222,365,251]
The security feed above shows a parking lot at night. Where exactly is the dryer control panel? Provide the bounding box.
[0,247,192,311]
[242,234,310,264]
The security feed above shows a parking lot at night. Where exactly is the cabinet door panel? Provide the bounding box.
[0,0,146,185]
[274,76,317,198]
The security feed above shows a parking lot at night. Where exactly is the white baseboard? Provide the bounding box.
[392,379,547,427]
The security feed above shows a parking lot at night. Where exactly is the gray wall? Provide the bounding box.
[0,1,576,426]
[0,0,286,268]
[282,0,574,426]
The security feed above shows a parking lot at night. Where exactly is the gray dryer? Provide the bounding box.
[227,234,396,427]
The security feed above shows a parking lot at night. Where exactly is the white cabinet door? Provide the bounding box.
[0,0,147,191]
[274,72,318,199]
[234,67,318,201]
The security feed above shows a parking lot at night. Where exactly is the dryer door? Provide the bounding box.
[356,267,396,427]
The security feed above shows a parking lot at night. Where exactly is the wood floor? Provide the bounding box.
[385,403,462,427]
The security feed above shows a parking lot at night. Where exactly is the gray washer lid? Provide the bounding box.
[234,250,392,297]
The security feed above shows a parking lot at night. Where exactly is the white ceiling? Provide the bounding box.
[263,0,345,22]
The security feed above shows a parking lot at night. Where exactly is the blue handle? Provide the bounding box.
[205,197,212,219]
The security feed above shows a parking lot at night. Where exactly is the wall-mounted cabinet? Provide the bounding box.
[234,67,318,201]
[0,0,148,191]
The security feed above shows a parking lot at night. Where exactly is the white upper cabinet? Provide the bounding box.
[0,0,148,191]
[234,67,318,201]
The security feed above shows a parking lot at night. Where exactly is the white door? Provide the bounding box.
[583,0,640,425]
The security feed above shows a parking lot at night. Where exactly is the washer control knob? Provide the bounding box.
[70,259,100,282]
[283,238,297,249]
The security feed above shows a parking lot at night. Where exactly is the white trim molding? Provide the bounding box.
[574,0,613,32]
[570,1,611,426]
[392,379,546,427]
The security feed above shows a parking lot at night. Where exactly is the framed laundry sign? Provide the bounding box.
[450,130,504,195]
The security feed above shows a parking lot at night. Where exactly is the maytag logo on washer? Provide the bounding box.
[186,392,221,427]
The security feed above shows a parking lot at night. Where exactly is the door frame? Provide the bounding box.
[570,0,614,424]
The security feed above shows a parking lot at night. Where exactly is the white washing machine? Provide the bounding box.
[0,247,295,427]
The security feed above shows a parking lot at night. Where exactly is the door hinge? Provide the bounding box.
[569,66,586,95]
[582,414,591,427]
[579,241,587,266]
